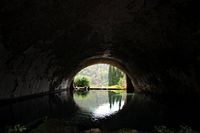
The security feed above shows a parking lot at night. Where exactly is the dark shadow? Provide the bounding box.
[126,76,134,93]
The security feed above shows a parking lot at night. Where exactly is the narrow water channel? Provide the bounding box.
[0,89,199,132]
[73,90,126,118]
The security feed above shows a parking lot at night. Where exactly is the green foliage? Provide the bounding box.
[76,64,109,87]
[154,125,194,133]
[74,75,90,87]
[74,64,126,88]
[118,77,126,88]
[74,90,89,98]
[43,116,48,122]
[108,65,125,87]
[154,126,174,133]
[7,124,26,133]
[179,125,193,133]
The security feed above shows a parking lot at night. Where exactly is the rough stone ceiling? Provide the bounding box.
[0,0,200,99]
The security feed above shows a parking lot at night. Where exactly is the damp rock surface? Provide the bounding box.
[0,0,200,132]
[30,119,79,133]
[0,0,200,98]
[29,119,142,133]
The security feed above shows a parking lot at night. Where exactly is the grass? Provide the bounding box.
[90,85,125,89]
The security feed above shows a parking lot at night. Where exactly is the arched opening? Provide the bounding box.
[66,56,136,93]
[73,63,127,89]
[72,63,128,117]
[66,57,135,118]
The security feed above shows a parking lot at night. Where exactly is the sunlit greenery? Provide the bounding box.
[74,75,91,87]
[108,65,124,86]
[117,76,126,88]
[74,64,126,88]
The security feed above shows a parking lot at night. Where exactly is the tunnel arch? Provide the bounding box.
[65,56,136,92]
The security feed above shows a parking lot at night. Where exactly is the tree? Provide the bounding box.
[74,75,91,87]
[108,65,124,86]
[76,64,109,87]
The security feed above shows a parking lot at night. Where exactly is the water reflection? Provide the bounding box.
[74,90,89,98]
[73,90,126,118]
[0,91,78,131]
[1,90,200,131]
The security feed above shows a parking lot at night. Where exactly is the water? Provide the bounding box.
[73,90,126,118]
[0,91,77,131]
[0,90,200,131]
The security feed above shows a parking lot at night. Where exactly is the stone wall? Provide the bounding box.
[0,0,200,99]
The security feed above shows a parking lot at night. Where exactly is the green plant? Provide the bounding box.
[74,75,91,87]
[154,125,194,133]
[43,116,48,122]
[7,124,26,133]
[74,90,89,98]
[179,125,193,133]
[118,77,126,88]
[108,65,125,87]
[154,126,174,133]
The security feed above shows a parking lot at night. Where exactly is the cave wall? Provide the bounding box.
[0,0,200,99]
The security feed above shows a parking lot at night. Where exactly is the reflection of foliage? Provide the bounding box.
[74,75,91,87]
[154,125,194,133]
[108,90,123,109]
[74,90,89,98]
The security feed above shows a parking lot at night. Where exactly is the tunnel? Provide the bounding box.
[67,57,135,92]
[0,0,200,132]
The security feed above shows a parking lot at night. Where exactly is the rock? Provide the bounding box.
[84,128,102,133]
[30,119,79,133]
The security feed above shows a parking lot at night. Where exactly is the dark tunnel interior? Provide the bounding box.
[0,0,200,132]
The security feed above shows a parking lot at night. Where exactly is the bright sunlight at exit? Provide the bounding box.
[73,64,127,89]
[73,64,127,118]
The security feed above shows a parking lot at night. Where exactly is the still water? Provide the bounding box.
[73,90,126,118]
[0,89,200,131]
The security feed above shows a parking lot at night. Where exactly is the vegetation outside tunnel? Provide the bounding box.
[73,64,126,88]
[74,75,91,87]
